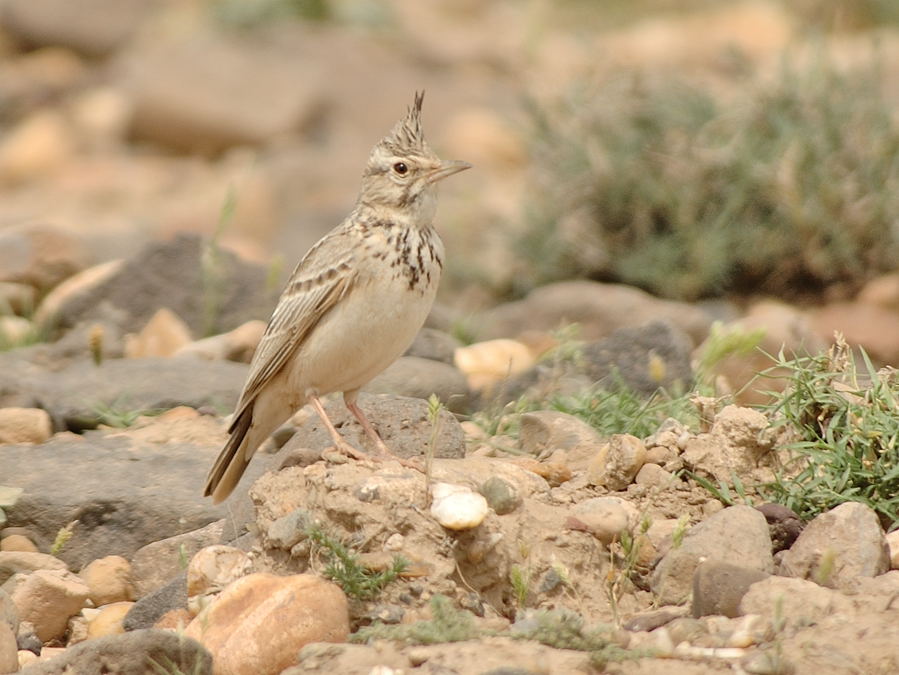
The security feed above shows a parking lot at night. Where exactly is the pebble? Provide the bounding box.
[479,476,521,515]
[0,535,38,553]
[0,408,52,445]
[186,545,252,616]
[184,573,348,675]
[430,483,489,530]
[887,530,899,570]
[86,601,134,639]
[454,338,535,391]
[587,434,647,490]
[8,569,89,641]
[568,496,639,546]
[79,555,135,606]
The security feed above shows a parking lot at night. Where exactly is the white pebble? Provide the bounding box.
[430,483,488,530]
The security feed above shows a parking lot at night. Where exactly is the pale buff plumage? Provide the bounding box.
[204,92,470,503]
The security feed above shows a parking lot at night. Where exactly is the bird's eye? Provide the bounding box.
[393,162,408,175]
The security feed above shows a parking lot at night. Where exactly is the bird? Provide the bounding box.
[204,92,471,504]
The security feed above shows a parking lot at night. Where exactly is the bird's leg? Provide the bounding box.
[344,392,423,472]
[308,394,371,462]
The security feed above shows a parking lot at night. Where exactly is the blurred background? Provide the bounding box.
[1,0,898,352]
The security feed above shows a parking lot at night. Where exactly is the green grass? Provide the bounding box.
[760,340,899,527]
[352,595,634,667]
[306,525,407,601]
[516,54,899,301]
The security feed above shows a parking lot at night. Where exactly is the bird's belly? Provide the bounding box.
[288,274,438,396]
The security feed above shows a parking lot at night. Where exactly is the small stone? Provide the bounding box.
[175,320,266,363]
[0,109,75,183]
[634,463,676,489]
[692,561,771,618]
[130,520,225,598]
[454,339,535,391]
[79,555,135,605]
[430,484,489,530]
[479,476,521,515]
[67,614,88,645]
[0,408,52,445]
[18,648,39,669]
[0,552,67,586]
[587,434,647,490]
[184,573,348,675]
[265,509,312,550]
[123,574,187,632]
[0,536,37,553]
[651,505,773,606]
[15,623,39,654]
[779,501,888,589]
[124,307,193,358]
[8,569,90,641]
[568,496,639,546]
[86,601,133,639]
[755,503,803,552]
[886,530,899,570]
[517,410,603,464]
[187,546,252,616]
[0,316,32,346]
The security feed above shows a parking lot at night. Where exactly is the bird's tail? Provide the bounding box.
[204,407,254,504]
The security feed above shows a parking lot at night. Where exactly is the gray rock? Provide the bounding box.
[364,356,472,413]
[691,561,770,618]
[131,520,225,598]
[501,321,695,404]
[0,356,247,431]
[265,509,313,550]
[404,327,461,364]
[651,505,773,605]
[0,0,154,56]
[121,30,324,154]
[622,606,688,632]
[755,503,803,552]
[779,501,889,589]
[739,576,852,625]
[122,574,187,632]
[280,393,465,460]
[479,477,521,515]
[36,233,274,338]
[20,628,210,674]
[580,321,695,394]
[518,410,602,461]
[476,281,711,345]
[0,432,269,570]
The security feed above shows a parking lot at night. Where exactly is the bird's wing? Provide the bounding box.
[230,230,357,428]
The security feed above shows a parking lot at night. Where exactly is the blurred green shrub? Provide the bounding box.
[517,56,899,300]
[211,0,330,28]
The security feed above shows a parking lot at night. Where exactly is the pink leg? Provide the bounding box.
[344,392,423,471]
[308,394,371,462]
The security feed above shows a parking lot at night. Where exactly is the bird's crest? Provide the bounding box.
[380,91,428,156]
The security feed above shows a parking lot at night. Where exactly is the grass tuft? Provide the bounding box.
[760,338,899,527]
[306,525,407,601]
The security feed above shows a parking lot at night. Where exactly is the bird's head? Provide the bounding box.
[358,92,471,224]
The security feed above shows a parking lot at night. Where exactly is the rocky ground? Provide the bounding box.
[1,231,899,674]
[3,1,899,674]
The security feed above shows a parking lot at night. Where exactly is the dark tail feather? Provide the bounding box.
[204,407,253,504]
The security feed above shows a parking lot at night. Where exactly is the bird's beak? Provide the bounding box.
[427,159,472,184]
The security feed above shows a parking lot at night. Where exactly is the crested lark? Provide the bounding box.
[204,92,470,503]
